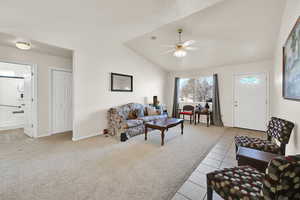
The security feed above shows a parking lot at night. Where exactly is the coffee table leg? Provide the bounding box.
[207,114,209,127]
[145,126,148,140]
[181,121,184,135]
[161,130,165,146]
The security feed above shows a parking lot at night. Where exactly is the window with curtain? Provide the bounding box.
[178,76,213,103]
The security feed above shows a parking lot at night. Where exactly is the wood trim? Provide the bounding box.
[282,16,300,101]
[111,73,133,92]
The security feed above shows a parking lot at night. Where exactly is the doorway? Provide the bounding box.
[0,61,37,137]
[49,68,72,135]
[233,72,268,131]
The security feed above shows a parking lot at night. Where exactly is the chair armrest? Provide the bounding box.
[107,108,128,136]
[262,155,300,199]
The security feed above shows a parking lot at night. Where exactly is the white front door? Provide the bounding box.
[23,67,34,137]
[51,70,72,134]
[234,73,268,131]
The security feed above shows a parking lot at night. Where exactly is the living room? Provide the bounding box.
[1,0,300,200]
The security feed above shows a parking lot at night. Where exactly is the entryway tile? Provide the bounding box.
[178,181,206,200]
[213,192,224,200]
[222,156,237,165]
[206,152,225,161]
[172,193,190,200]
[219,162,236,169]
[196,164,218,174]
[202,192,224,200]
[202,157,221,168]
[188,170,207,188]
[210,148,227,156]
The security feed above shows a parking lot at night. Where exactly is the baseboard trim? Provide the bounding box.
[0,124,24,131]
[36,133,52,138]
[72,132,101,141]
[223,123,233,127]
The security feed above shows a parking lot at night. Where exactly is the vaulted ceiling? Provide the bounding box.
[0,0,224,49]
[126,0,286,71]
[0,0,286,72]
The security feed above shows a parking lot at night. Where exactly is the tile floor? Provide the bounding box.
[171,128,263,200]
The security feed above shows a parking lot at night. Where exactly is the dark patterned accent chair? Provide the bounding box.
[234,117,294,155]
[178,105,194,124]
[206,155,300,200]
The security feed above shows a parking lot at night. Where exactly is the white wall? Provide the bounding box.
[0,45,72,137]
[72,43,167,140]
[272,0,300,155]
[167,59,273,127]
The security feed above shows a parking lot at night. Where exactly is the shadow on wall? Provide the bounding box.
[144,97,149,104]
[74,109,106,139]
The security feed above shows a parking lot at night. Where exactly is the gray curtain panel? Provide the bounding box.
[212,74,224,126]
[172,77,180,118]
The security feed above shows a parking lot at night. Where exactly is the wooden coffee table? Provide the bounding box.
[237,147,279,172]
[145,118,184,146]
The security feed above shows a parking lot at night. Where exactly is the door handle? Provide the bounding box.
[0,104,21,108]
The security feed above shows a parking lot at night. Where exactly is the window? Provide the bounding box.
[178,76,213,103]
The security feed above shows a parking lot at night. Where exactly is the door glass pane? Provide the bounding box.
[240,77,259,84]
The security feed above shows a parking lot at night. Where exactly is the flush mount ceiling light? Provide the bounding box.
[16,41,31,50]
[161,29,198,58]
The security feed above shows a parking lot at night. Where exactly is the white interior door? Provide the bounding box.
[234,73,268,131]
[0,77,25,130]
[51,70,72,134]
[23,69,33,137]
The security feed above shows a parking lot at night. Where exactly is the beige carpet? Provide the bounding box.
[1,123,228,200]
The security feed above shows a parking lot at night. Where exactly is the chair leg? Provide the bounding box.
[207,182,213,200]
[235,144,239,160]
[280,143,286,155]
[190,115,192,124]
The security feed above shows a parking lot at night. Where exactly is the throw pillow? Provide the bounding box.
[128,110,138,119]
[136,108,144,117]
[147,107,158,116]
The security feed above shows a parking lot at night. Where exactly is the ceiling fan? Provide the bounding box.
[162,29,198,58]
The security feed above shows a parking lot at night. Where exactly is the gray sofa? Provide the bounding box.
[108,103,167,137]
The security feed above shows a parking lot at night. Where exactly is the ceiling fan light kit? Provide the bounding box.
[174,49,187,58]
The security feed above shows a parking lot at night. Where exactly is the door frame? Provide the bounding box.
[49,67,72,135]
[0,60,38,137]
[232,72,270,130]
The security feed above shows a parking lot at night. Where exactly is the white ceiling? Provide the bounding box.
[126,0,286,71]
[0,0,224,49]
[0,0,285,72]
[0,32,73,59]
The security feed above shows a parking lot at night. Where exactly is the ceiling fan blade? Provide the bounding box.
[185,46,198,51]
[183,40,196,47]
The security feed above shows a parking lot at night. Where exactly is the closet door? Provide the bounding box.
[51,70,72,134]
